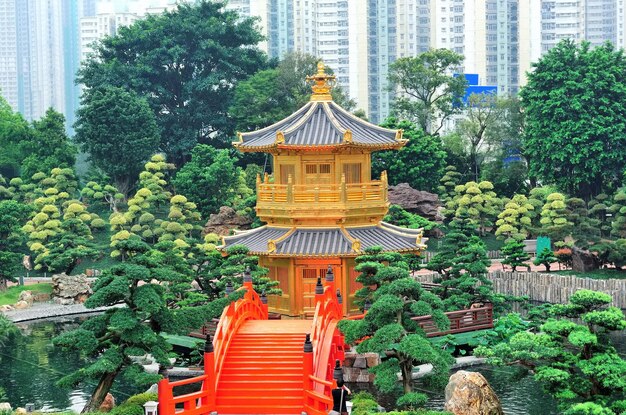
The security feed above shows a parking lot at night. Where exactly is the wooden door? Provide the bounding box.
[297,262,342,317]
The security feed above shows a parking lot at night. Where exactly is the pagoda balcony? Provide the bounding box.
[255,173,390,225]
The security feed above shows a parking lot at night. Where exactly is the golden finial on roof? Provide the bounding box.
[306,61,336,101]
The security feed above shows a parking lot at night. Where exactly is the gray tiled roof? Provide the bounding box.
[221,223,424,256]
[236,101,402,150]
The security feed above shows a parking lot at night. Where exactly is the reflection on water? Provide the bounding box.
[0,316,142,412]
[349,365,559,415]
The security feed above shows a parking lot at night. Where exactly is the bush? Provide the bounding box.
[108,392,157,415]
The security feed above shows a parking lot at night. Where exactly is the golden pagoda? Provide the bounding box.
[221,63,426,316]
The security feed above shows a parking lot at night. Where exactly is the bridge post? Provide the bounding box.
[157,367,175,415]
[315,276,324,303]
[303,334,314,409]
[260,290,269,315]
[243,265,253,290]
[201,334,216,410]
[324,265,334,291]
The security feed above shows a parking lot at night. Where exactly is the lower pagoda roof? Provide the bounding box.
[219,223,426,257]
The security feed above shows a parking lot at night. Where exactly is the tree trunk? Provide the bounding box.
[81,370,119,413]
[401,360,413,393]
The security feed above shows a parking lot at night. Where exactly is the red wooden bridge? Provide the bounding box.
[158,278,493,415]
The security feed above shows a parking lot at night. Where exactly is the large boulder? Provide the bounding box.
[387,183,442,221]
[13,300,30,310]
[51,273,92,305]
[572,246,601,272]
[203,206,253,236]
[18,290,34,306]
[444,370,503,415]
[98,393,116,412]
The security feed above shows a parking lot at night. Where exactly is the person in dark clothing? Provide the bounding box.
[331,379,351,415]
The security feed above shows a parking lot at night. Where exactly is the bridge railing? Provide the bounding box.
[304,274,345,415]
[158,281,267,415]
[412,303,493,337]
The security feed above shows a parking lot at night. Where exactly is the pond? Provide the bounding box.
[0,316,143,412]
[348,364,559,415]
[2,316,625,413]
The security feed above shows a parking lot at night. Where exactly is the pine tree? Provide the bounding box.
[539,192,572,242]
[534,247,557,272]
[500,240,530,271]
[353,246,411,308]
[610,190,626,239]
[495,194,534,242]
[446,181,501,235]
[438,165,462,209]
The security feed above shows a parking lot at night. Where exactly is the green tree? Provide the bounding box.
[438,165,463,207]
[81,181,125,212]
[456,93,508,181]
[446,181,501,235]
[199,245,280,300]
[53,236,237,413]
[0,200,31,289]
[172,144,252,218]
[20,109,77,179]
[388,49,467,134]
[353,246,416,309]
[426,216,476,297]
[371,118,447,192]
[540,192,573,242]
[338,266,452,402]
[78,1,268,165]
[384,205,438,232]
[230,52,355,133]
[567,197,600,249]
[0,95,30,177]
[589,193,613,238]
[444,236,496,310]
[500,240,531,272]
[610,190,626,238]
[534,247,557,272]
[75,87,160,196]
[477,290,626,413]
[520,40,626,199]
[495,194,534,241]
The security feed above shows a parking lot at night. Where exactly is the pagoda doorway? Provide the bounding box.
[295,259,341,317]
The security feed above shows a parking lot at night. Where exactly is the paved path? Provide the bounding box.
[2,302,115,323]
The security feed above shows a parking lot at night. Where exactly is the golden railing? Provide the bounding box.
[256,172,388,207]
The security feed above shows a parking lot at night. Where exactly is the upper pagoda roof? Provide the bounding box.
[234,63,407,152]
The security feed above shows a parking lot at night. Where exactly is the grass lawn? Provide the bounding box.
[0,283,53,305]
[551,269,626,280]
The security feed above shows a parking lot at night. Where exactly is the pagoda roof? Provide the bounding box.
[233,62,406,152]
[219,223,426,258]
[234,101,406,152]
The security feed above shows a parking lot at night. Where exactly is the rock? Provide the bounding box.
[364,352,380,368]
[353,356,367,369]
[343,353,356,368]
[0,305,14,312]
[203,206,253,236]
[18,290,34,306]
[51,273,92,305]
[98,393,116,412]
[388,183,442,221]
[14,408,26,414]
[14,300,30,309]
[572,246,601,272]
[444,371,503,415]
[0,403,11,411]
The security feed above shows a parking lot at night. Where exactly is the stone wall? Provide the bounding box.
[414,271,626,309]
[342,352,380,382]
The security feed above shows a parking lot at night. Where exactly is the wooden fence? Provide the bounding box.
[420,250,502,263]
[414,271,626,309]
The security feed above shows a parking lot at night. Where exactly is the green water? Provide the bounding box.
[2,317,625,413]
[0,316,142,412]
